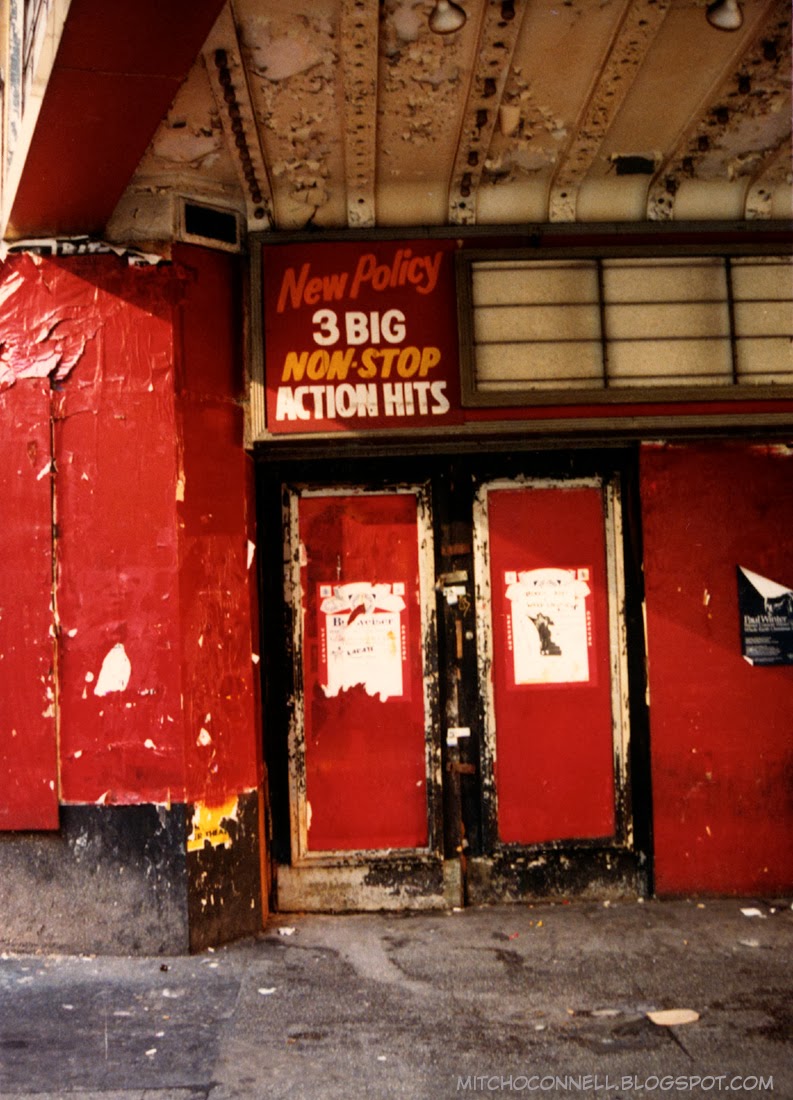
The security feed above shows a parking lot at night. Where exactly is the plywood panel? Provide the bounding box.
[0,378,58,828]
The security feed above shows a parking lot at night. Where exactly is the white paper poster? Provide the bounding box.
[319,582,407,701]
[505,567,593,685]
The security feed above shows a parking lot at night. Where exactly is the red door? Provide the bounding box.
[297,490,429,851]
[469,475,635,901]
[484,482,615,842]
[277,484,452,910]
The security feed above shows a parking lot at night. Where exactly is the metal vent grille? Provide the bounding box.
[179,199,242,252]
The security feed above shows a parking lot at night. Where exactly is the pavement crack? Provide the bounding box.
[664,1024,695,1060]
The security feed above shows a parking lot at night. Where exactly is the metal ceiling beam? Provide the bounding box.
[647,0,789,221]
[341,0,379,228]
[548,0,670,223]
[203,5,274,231]
[746,136,793,219]
[447,0,527,226]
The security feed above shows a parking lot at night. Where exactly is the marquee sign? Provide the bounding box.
[262,239,462,434]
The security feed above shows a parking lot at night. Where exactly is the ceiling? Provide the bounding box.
[9,0,793,245]
[105,0,791,243]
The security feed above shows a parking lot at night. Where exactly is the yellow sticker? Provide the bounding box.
[187,796,238,852]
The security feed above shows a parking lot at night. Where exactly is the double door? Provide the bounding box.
[265,456,647,910]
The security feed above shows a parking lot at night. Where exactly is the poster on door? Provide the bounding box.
[505,567,593,685]
[318,582,408,701]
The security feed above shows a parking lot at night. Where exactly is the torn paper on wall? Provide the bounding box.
[187,795,239,851]
[94,643,132,696]
[0,255,98,389]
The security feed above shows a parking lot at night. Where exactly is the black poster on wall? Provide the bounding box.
[737,566,793,666]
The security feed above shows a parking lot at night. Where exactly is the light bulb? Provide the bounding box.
[429,0,467,35]
[706,0,743,31]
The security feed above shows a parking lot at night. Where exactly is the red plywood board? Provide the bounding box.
[2,250,261,816]
[298,493,429,851]
[175,244,243,402]
[0,377,59,828]
[641,442,793,895]
[178,403,261,804]
[486,486,615,844]
[174,246,261,805]
[51,258,185,805]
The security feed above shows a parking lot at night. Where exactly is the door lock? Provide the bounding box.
[437,571,469,606]
[438,570,468,587]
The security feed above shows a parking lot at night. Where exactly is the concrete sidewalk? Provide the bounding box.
[0,898,790,1100]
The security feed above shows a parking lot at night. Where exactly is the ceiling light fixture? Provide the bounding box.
[429,0,467,35]
[706,0,743,31]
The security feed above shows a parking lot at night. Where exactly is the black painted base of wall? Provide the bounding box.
[0,793,264,955]
[467,847,649,904]
[187,789,265,953]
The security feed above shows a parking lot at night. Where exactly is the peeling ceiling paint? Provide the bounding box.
[647,0,792,219]
[108,0,793,242]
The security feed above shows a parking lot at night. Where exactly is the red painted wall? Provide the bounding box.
[0,249,261,821]
[641,442,793,896]
[53,257,185,804]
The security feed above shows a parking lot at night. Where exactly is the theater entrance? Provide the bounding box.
[259,452,649,910]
